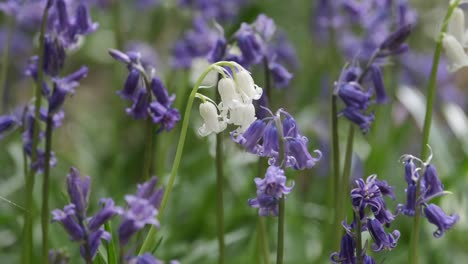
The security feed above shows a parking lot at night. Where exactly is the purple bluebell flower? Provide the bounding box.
[49,66,88,112]
[66,167,90,219]
[230,119,267,154]
[43,35,66,76]
[423,203,459,238]
[236,23,264,66]
[232,108,321,170]
[369,65,388,104]
[330,233,356,264]
[269,62,292,88]
[118,176,163,246]
[0,114,17,135]
[379,24,412,54]
[351,174,395,221]
[128,253,163,264]
[367,218,400,252]
[363,255,376,264]
[119,69,140,100]
[51,204,85,241]
[74,3,99,36]
[341,108,375,134]
[87,198,118,231]
[172,17,219,69]
[80,228,111,261]
[337,83,371,109]
[260,122,279,157]
[248,165,294,216]
[52,167,118,262]
[177,0,247,22]
[110,49,181,131]
[126,89,150,119]
[421,164,445,200]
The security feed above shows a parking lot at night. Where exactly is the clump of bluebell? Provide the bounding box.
[331,174,399,263]
[335,24,412,133]
[109,49,181,132]
[398,150,459,238]
[51,168,179,263]
[232,107,322,216]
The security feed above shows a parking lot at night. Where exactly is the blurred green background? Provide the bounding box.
[1,0,467,263]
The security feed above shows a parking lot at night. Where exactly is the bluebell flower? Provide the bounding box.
[351,175,395,222]
[110,49,181,131]
[51,204,85,241]
[118,177,163,246]
[421,164,445,200]
[423,203,459,238]
[232,108,322,170]
[235,23,264,66]
[128,253,180,264]
[126,89,150,119]
[248,165,294,216]
[0,114,18,136]
[367,218,400,252]
[119,69,140,100]
[177,0,247,21]
[66,167,90,219]
[269,62,292,88]
[52,168,118,262]
[330,233,356,264]
[43,35,66,76]
[49,66,89,112]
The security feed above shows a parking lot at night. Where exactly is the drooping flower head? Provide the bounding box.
[52,168,118,262]
[118,176,163,246]
[248,165,294,216]
[397,149,459,237]
[109,48,181,132]
[231,108,322,170]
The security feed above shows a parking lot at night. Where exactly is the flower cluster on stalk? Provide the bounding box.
[0,0,95,172]
[173,14,297,89]
[52,168,118,261]
[397,151,459,238]
[52,170,179,263]
[334,24,412,133]
[109,49,181,132]
[442,5,468,72]
[232,107,321,215]
[195,62,262,136]
[331,174,399,263]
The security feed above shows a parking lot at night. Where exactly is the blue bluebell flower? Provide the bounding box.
[232,108,321,170]
[52,168,118,262]
[248,165,294,216]
[423,203,459,238]
[367,218,400,252]
[118,176,163,246]
[330,233,356,264]
[0,114,18,136]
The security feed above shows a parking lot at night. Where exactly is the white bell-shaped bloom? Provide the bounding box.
[228,103,256,132]
[218,78,242,109]
[236,69,263,101]
[190,58,218,86]
[442,33,468,72]
[448,7,466,44]
[198,101,226,136]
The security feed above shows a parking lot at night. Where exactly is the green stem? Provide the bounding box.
[274,116,285,264]
[41,112,53,263]
[331,94,341,250]
[216,130,225,264]
[104,222,117,264]
[23,3,52,263]
[112,0,124,50]
[0,16,14,112]
[409,1,460,263]
[258,217,270,264]
[340,125,355,222]
[138,61,233,254]
[354,212,363,264]
[142,118,154,180]
[215,76,225,264]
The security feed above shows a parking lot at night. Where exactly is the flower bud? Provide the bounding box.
[236,69,263,100]
[198,101,226,136]
[442,33,468,72]
[218,78,241,109]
